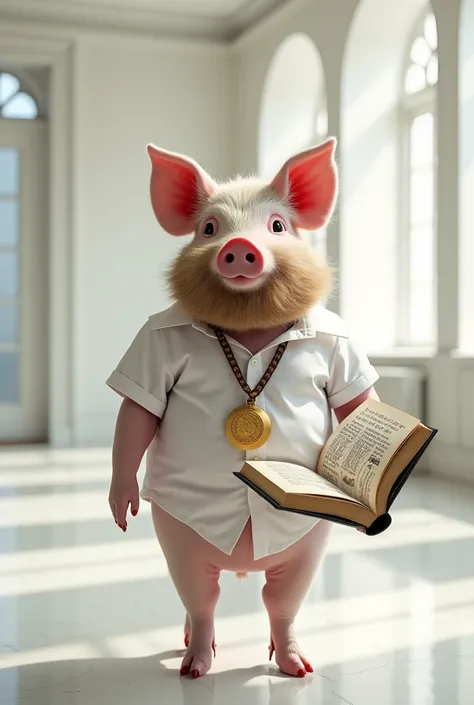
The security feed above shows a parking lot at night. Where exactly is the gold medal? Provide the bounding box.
[225,402,272,450]
[211,325,289,451]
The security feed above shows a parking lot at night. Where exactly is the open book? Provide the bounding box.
[234,398,437,535]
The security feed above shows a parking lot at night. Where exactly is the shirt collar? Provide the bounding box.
[148,301,348,339]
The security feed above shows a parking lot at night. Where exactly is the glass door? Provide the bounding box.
[0,121,48,443]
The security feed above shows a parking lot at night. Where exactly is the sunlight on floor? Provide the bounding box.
[0,448,473,704]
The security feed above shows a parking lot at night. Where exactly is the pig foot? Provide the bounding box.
[268,623,313,677]
[180,618,216,679]
[262,520,332,677]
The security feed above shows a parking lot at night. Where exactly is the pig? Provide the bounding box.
[106,138,379,680]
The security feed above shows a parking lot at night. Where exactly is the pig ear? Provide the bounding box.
[270,138,338,230]
[147,145,217,236]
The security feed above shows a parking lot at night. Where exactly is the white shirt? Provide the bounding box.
[106,303,379,560]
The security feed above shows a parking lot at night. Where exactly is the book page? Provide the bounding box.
[248,461,365,505]
[317,399,419,512]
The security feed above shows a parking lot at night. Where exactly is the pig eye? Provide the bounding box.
[268,216,287,234]
[202,218,218,238]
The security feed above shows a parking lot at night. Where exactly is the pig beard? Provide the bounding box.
[167,238,333,332]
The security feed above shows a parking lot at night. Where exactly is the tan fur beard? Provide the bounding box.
[167,239,333,332]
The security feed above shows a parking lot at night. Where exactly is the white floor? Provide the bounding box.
[0,449,474,705]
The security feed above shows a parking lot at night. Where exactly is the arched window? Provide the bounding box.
[258,33,327,256]
[0,72,38,120]
[341,0,431,353]
[400,12,438,346]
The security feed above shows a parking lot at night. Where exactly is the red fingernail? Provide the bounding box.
[180,666,189,676]
[297,669,305,678]
[131,509,138,516]
[192,670,199,679]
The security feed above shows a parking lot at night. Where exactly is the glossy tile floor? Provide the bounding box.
[1,449,474,705]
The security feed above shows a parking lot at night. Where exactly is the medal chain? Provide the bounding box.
[211,327,288,404]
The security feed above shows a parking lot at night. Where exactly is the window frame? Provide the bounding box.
[0,71,40,121]
[397,14,438,347]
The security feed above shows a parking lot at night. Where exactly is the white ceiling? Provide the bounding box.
[0,0,290,40]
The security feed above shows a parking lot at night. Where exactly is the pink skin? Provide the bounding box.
[216,237,265,282]
[109,382,377,676]
[152,501,331,679]
[213,217,290,290]
[108,397,159,531]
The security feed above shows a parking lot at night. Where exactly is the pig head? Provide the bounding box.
[146,140,338,331]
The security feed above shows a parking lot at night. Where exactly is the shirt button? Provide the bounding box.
[251,359,257,365]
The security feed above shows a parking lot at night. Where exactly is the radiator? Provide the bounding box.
[374,366,426,419]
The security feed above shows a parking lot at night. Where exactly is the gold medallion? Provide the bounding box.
[225,402,272,450]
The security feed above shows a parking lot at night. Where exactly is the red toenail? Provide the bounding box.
[192,670,199,679]
[306,664,314,673]
[297,669,305,678]
[131,509,138,516]
[184,635,190,647]
[180,666,189,676]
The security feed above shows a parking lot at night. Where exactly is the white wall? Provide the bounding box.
[3,1,474,486]
[72,33,232,444]
[233,0,474,485]
[1,19,232,446]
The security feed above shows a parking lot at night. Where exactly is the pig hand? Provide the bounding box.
[108,474,140,532]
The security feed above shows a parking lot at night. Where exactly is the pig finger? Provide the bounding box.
[130,492,140,517]
[115,501,129,531]
[109,499,117,522]
[110,501,123,529]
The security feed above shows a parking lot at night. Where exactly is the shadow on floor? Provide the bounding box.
[0,649,316,705]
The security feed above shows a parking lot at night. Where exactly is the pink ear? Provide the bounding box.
[147,145,216,236]
[270,138,338,230]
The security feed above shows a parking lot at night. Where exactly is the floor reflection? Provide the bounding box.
[0,449,473,704]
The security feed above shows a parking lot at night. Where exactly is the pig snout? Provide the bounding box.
[216,238,265,280]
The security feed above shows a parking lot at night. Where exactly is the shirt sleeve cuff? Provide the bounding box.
[327,366,379,409]
[106,370,166,418]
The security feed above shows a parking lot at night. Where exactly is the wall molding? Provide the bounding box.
[0,0,290,42]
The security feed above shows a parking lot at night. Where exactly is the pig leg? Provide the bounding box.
[262,520,332,677]
[184,612,217,651]
[151,503,220,678]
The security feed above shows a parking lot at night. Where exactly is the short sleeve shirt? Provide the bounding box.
[106,303,379,560]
